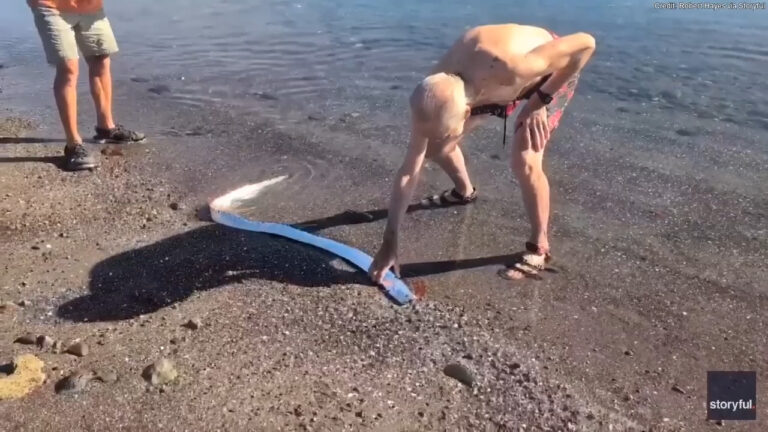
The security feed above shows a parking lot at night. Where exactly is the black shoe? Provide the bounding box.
[93,124,146,144]
[63,144,98,171]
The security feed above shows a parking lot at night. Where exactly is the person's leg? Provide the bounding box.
[424,115,486,200]
[510,131,550,251]
[53,59,82,147]
[500,75,579,279]
[33,7,98,170]
[86,55,115,130]
[32,8,82,146]
[430,143,474,197]
[77,11,144,143]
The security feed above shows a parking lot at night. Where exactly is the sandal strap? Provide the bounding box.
[514,262,541,275]
[525,242,552,260]
[521,253,546,270]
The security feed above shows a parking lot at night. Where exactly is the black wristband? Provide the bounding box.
[536,88,553,105]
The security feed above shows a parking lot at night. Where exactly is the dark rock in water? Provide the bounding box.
[143,358,178,385]
[616,106,631,113]
[36,335,54,350]
[308,114,326,121]
[130,76,151,83]
[65,342,89,357]
[14,334,36,345]
[183,318,201,330]
[675,128,695,137]
[338,112,361,123]
[148,85,171,95]
[55,370,95,394]
[659,89,682,100]
[389,84,402,90]
[443,363,475,387]
[252,92,279,101]
[490,154,501,160]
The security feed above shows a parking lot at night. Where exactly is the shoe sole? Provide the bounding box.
[94,137,147,144]
[65,162,99,171]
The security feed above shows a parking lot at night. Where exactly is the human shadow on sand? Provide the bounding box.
[0,155,61,166]
[57,203,522,322]
[0,137,64,144]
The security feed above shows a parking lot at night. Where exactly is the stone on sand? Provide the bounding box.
[36,335,54,350]
[95,370,118,384]
[443,363,475,387]
[13,334,36,345]
[183,318,201,330]
[52,340,65,354]
[0,355,46,400]
[65,342,89,357]
[55,370,96,394]
[0,302,21,313]
[143,358,178,386]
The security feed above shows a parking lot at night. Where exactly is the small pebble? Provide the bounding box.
[443,363,475,387]
[142,358,178,386]
[624,350,633,356]
[52,340,64,354]
[95,370,118,384]
[55,370,95,394]
[14,334,36,345]
[17,300,30,307]
[0,302,21,313]
[65,342,89,357]
[169,202,181,211]
[671,384,686,394]
[36,335,54,350]
[183,319,201,330]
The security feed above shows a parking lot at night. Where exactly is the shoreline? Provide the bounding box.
[1,69,766,430]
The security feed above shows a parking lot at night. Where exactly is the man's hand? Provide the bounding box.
[515,105,550,152]
[368,238,400,286]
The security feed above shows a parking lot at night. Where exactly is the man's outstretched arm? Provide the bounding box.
[517,32,597,110]
[369,125,429,284]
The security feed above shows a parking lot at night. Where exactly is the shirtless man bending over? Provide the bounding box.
[369,24,596,283]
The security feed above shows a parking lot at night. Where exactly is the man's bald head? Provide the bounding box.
[410,72,469,139]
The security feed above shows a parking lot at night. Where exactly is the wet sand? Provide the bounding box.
[1,71,767,432]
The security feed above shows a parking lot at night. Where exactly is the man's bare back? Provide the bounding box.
[433,24,558,106]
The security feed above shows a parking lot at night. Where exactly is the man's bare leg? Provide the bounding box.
[54,59,81,147]
[430,143,474,197]
[511,129,550,249]
[506,126,551,278]
[86,55,115,130]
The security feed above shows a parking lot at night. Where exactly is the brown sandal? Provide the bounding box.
[421,187,478,207]
[498,242,552,280]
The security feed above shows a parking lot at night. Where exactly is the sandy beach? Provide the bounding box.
[2,1,767,430]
